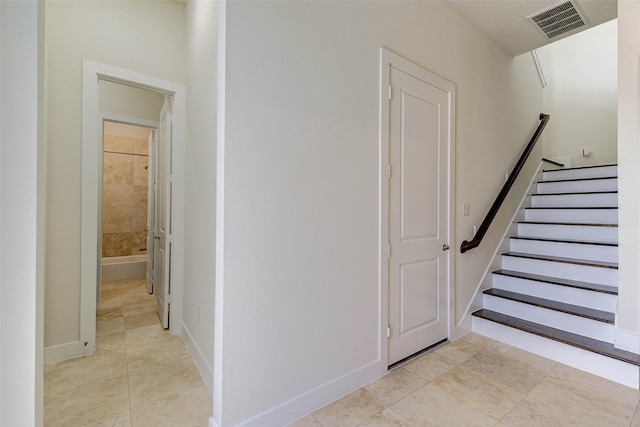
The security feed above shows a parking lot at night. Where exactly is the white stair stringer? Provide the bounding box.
[471,164,640,389]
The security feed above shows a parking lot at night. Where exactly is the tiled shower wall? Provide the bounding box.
[102,135,149,257]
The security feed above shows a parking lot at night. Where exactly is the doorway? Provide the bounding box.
[379,48,455,367]
[81,60,186,358]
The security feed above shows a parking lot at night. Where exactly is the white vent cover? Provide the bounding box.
[527,0,589,40]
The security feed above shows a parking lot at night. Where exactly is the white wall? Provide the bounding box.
[183,0,218,392]
[217,1,542,424]
[45,1,186,350]
[616,1,640,353]
[537,20,618,167]
[0,1,44,424]
[99,80,165,121]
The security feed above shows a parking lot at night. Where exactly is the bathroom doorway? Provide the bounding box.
[81,60,187,358]
[100,121,155,295]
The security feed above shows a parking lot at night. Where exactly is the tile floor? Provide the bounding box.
[43,279,212,426]
[291,333,640,427]
[45,280,640,426]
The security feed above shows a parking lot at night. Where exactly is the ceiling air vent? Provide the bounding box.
[527,0,589,40]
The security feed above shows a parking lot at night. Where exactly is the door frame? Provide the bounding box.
[81,60,186,356]
[97,113,159,306]
[379,48,456,371]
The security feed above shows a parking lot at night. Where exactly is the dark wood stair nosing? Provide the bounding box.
[510,236,618,248]
[519,221,618,228]
[502,251,618,270]
[531,190,617,197]
[472,309,640,367]
[493,269,618,295]
[542,163,617,173]
[483,288,614,323]
[538,176,618,185]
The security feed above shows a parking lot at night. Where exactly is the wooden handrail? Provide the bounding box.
[460,113,550,254]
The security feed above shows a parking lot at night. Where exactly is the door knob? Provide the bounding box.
[442,244,450,251]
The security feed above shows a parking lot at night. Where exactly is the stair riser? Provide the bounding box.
[492,274,617,312]
[509,239,618,263]
[531,193,617,208]
[501,256,617,286]
[472,317,639,389]
[483,295,614,343]
[517,223,618,244]
[537,179,617,194]
[524,208,618,224]
[542,166,618,181]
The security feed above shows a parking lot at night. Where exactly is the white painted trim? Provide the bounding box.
[181,321,214,394]
[213,2,226,425]
[209,418,219,427]
[238,361,382,426]
[457,161,544,327]
[44,341,89,364]
[531,50,547,89]
[101,112,160,130]
[615,328,640,354]
[379,47,456,368]
[81,60,186,363]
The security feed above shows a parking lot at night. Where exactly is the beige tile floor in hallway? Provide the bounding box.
[45,279,640,427]
[292,333,640,427]
[43,279,212,426]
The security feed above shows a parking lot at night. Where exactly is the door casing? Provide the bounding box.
[379,48,456,372]
[80,60,186,358]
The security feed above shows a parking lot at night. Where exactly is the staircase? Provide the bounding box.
[472,164,640,389]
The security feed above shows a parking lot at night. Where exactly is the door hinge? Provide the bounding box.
[387,244,391,259]
[387,324,391,339]
[388,85,392,100]
[166,295,171,304]
[387,164,391,180]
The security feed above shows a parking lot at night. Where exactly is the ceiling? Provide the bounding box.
[448,0,617,56]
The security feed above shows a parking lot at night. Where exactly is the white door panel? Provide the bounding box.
[388,66,450,365]
[155,97,172,329]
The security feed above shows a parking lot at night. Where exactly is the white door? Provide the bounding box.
[146,129,157,294]
[388,66,450,365]
[155,97,172,329]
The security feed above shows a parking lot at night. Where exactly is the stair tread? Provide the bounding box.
[472,309,640,366]
[493,269,618,294]
[542,164,617,173]
[538,176,617,184]
[503,252,618,269]
[510,237,618,247]
[519,221,617,227]
[532,190,617,196]
[483,288,614,323]
[525,206,618,210]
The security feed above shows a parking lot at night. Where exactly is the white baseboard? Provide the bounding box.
[44,340,93,363]
[209,417,219,427]
[236,360,383,427]
[181,321,214,394]
[615,328,640,354]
